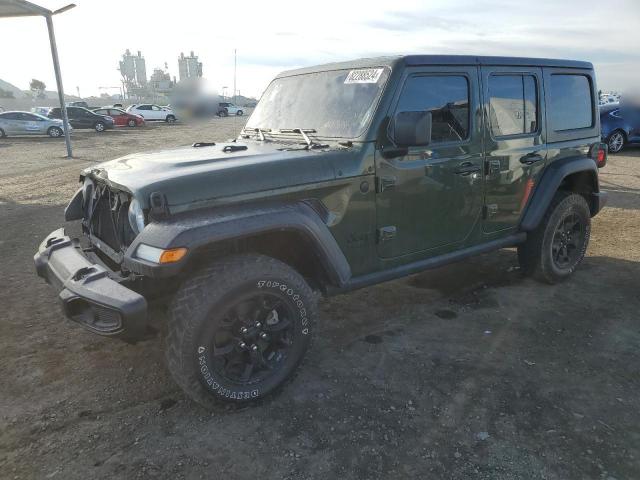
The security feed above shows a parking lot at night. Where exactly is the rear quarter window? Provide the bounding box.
[548,74,593,131]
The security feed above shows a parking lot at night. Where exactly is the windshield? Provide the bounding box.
[246,67,390,138]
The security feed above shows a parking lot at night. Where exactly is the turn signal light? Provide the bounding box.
[135,244,188,264]
[159,248,188,264]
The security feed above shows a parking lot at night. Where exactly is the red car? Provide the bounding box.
[93,107,145,127]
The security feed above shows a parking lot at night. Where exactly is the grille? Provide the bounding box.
[85,183,135,253]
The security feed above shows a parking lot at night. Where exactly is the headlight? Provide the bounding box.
[128,198,145,234]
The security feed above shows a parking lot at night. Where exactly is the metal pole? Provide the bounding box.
[233,49,237,104]
[45,14,72,158]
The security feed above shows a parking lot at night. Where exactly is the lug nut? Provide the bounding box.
[239,342,247,349]
[240,327,248,334]
[255,322,262,328]
[260,332,268,340]
[251,344,258,351]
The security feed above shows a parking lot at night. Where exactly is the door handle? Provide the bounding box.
[520,154,544,165]
[455,162,481,176]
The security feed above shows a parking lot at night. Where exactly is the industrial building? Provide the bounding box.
[178,51,203,81]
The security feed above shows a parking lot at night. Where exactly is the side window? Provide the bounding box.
[152,105,161,111]
[548,74,593,131]
[488,74,538,137]
[396,75,470,143]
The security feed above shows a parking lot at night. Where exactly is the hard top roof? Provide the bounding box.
[277,55,593,77]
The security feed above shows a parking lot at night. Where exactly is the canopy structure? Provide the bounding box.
[0,0,76,157]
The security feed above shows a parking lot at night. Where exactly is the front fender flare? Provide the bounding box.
[123,201,352,287]
[520,156,599,232]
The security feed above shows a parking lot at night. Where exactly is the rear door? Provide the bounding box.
[0,112,19,134]
[136,104,152,119]
[375,65,484,258]
[481,66,546,233]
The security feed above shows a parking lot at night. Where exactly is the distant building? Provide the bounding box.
[178,51,203,81]
[119,49,148,98]
[150,68,173,94]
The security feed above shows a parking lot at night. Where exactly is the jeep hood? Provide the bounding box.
[85,141,344,210]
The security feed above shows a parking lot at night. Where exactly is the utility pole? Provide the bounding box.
[46,12,73,157]
[233,49,237,104]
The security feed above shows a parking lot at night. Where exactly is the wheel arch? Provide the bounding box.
[123,201,352,292]
[520,156,602,231]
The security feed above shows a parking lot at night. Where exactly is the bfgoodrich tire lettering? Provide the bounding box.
[518,192,591,284]
[166,254,317,408]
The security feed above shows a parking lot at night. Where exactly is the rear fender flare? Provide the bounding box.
[520,156,599,232]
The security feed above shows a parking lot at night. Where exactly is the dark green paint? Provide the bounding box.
[84,55,603,283]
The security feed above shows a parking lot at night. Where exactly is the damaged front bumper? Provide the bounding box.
[34,228,148,342]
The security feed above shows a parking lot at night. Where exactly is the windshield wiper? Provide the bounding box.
[279,128,328,149]
[244,127,271,141]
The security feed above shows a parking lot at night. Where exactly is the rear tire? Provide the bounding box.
[0,128,5,138]
[127,119,136,127]
[166,254,317,409]
[518,192,591,284]
[94,121,106,132]
[236,110,243,116]
[47,126,63,138]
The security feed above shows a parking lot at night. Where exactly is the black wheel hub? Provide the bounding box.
[551,212,584,269]
[208,293,295,385]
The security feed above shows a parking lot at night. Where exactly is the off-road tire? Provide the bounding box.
[518,191,591,284]
[166,254,317,409]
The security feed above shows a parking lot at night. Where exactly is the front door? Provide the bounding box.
[375,66,484,258]
[481,67,547,233]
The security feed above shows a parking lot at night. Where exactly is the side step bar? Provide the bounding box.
[330,233,526,295]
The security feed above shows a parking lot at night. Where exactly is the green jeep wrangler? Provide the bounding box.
[35,55,608,407]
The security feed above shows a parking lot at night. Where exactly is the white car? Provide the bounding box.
[217,102,244,116]
[126,104,177,122]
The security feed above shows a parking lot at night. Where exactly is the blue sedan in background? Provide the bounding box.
[600,104,640,153]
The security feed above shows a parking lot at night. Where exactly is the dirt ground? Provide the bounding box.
[1,117,639,480]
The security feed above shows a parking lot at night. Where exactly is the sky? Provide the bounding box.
[0,0,638,98]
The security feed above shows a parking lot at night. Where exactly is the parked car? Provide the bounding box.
[49,106,114,132]
[34,55,608,408]
[93,107,144,127]
[67,101,90,109]
[126,104,176,122]
[600,104,640,153]
[0,110,71,138]
[217,102,244,116]
[31,106,51,116]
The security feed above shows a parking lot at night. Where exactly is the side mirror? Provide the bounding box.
[388,111,432,147]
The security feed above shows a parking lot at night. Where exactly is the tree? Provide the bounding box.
[30,78,46,99]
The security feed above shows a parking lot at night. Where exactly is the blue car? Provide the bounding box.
[600,104,640,153]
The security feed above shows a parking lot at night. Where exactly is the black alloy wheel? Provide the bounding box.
[206,292,296,385]
[550,212,586,269]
